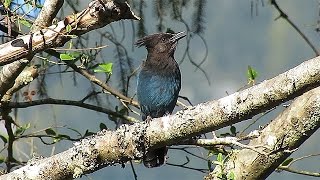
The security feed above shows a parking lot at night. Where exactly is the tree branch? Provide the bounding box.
[7,98,138,123]
[2,55,320,179]
[0,0,64,99]
[65,62,139,107]
[205,86,320,179]
[0,0,139,66]
[277,165,320,177]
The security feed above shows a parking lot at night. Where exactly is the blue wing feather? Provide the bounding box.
[137,69,181,120]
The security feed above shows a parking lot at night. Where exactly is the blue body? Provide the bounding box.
[137,63,181,120]
[135,32,185,167]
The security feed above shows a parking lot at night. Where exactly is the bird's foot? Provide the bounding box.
[164,111,171,116]
[145,115,152,124]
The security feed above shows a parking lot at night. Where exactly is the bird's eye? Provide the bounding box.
[161,37,166,42]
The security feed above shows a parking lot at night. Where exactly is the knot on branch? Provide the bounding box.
[88,0,139,24]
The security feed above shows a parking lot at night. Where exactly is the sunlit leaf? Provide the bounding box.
[228,171,235,180]
[60,53,75,61]
[19,19,32,28]
[4,0,12,9]
[94,63,113,74]
[247,65,258,83]
[217,153,223,163]
[66,24,72,33]
[15,123,30,135]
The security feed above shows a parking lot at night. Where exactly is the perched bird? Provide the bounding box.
[135,31,186,168]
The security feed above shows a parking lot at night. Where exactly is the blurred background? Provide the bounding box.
[1,0,320,179]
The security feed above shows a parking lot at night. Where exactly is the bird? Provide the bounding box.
[135,31,186,168]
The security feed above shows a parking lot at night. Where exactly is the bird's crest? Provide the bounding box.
[135,32,186,50]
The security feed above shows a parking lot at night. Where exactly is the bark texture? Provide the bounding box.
[2,56,320,179]
[205,86,320,180]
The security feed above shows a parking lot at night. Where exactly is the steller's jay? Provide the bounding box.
[135,31,186,168]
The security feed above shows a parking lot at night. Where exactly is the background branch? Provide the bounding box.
[7,98,138,123]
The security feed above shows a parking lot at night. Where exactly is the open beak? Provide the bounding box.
[170,31,186,42]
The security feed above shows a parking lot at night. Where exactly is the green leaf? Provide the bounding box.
[69,52,81,59]
[84,130,94,137]
[118,108,128,115]
[281,158,293,166]
[247,66,258,83]
[45,128,56,136]
[0,156,5,163]
[68,41,73,49]
[53,137,61,143]
[60,53,75,61]
[35,3,43,8]
[247,65,258,82]
[53,134,70,143]
[228,171,235,180]
[166,28,175,34]
[0,134,8,143]
[15,123,30,135]
[19,19,32,28]
[99,123,107,130]
[57,134,70,140]
[94,63,113,74]
[66,24,72,32]
[217,153,223,163]
[230,125,236,135]
[4,0,12,9]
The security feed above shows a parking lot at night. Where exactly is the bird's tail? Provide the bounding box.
[143,146,167,168]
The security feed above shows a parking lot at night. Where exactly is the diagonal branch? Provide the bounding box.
[0,0,64,98]
[205,86,320,179]
[0,0,139,66]
[66,62,139,107]
[2,55,320,179]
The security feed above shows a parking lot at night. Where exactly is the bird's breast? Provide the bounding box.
[137,68,181,119]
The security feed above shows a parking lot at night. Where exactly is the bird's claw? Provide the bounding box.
[145,115,152,125]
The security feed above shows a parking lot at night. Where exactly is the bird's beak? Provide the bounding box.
[170,31,186,42]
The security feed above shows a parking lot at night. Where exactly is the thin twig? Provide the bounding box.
[7,98,138,123]
[277,166,320,177]
[270,0,320,56]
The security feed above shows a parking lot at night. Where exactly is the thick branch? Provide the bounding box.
[31,0,64,32]
[2,55,320,179]
[205,87,320,180]
[0,0,64,98]
[0,0,139,66]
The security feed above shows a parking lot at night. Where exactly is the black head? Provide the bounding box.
[135,31,186,56]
